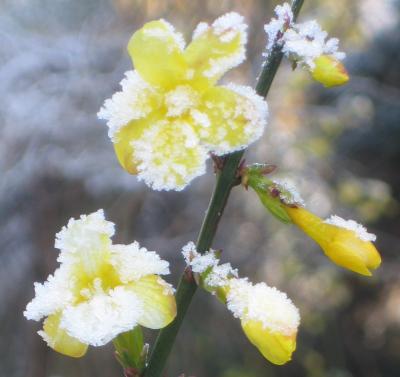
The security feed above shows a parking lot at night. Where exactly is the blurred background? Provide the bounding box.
[1,0,399,376]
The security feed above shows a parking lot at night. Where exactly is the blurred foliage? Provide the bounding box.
[1,0,399,376]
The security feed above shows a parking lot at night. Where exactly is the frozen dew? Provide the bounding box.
[165,85,200,117]
[97,71,158,141]
[132,121,207,191]
[264,3,345,69]
[227,279,300,335]
[324,215,377,242]
[264,2,294,52]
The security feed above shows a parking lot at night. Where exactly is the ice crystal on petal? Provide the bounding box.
[324,215,377,242]
[227,279,300,335]
[110,242,170,283]
[144,19,186,51]
[97,71,157,141]
[212,12,248,43]
[61,287,143,346]
[132,121,207,191]
[165,86,199,117]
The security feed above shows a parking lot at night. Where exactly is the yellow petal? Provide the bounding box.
[184,13,247,91]
[311,55,349,88]
[113,115,158,175]
[39,313,88,358]
[131,119,207,191]
[242,320,297,365]
[127,20,188,90]
[129,275,176,329]
[285,207,381,276]
[195,85,267,155]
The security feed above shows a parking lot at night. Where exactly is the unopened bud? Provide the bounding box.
[311,55,349,88]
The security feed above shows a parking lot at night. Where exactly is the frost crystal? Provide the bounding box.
[273,179,305,207]
[264,3,345,69]
[264,2,294,52]
[205,263,238,288]
[282,20,345,69]
[227,279,300,335]
[324,215,377,242]
[24,210,176,352]
[132,121,207,191]
[181,242,218,273]
[97,71,157,141]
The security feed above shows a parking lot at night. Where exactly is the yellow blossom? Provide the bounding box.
[24,210,176,357]
[285,207,381,276]
[311,55,349,87]
[98,13,268,191]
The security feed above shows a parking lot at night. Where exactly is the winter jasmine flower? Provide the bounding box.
[24,210,176,357]
[98,13,268,191]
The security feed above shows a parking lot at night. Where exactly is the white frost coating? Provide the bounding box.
[227,279,300,335]
[324,215,377,242]
[192,22,209,40]
[282,20,346,69]
[110,243,170,283]
[97,71,157,141]
[143,19,186,51]
[55,209,114,258]
[61,287,143,346]
[207,84,268,155]
[202,12,247,79]
[264,4,345,69]
[264,2,294,52]
[132,121,207,191]
[182,242,237,288]
[165,86,199,117]
[24,266,74,321]
[212,12,247,43]
[273,179,305,207]
[205,263,238,288]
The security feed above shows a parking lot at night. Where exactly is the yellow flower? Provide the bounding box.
[226,279,300,365]
[285,207,381,276]
[311,55,349,87]
[182,243,300,365]
[98,13,268,191]
[24,210,176,357]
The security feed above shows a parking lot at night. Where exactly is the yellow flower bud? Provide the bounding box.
[242,320,297,365]
[311,55,349,87]
[285,207,381,276]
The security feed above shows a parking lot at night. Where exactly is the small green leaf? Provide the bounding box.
[113,327,147,371]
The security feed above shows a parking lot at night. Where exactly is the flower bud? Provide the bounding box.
[311,55,349,88]
[285,207,381,276]
[226,279,300,365]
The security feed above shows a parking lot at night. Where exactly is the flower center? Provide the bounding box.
[164,85,200,117]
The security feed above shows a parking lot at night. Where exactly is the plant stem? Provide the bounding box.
[143,2,304,376]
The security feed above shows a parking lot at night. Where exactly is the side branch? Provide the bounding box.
[143,1,304,376]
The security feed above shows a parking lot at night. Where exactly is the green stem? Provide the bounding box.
[143,2,304,376]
